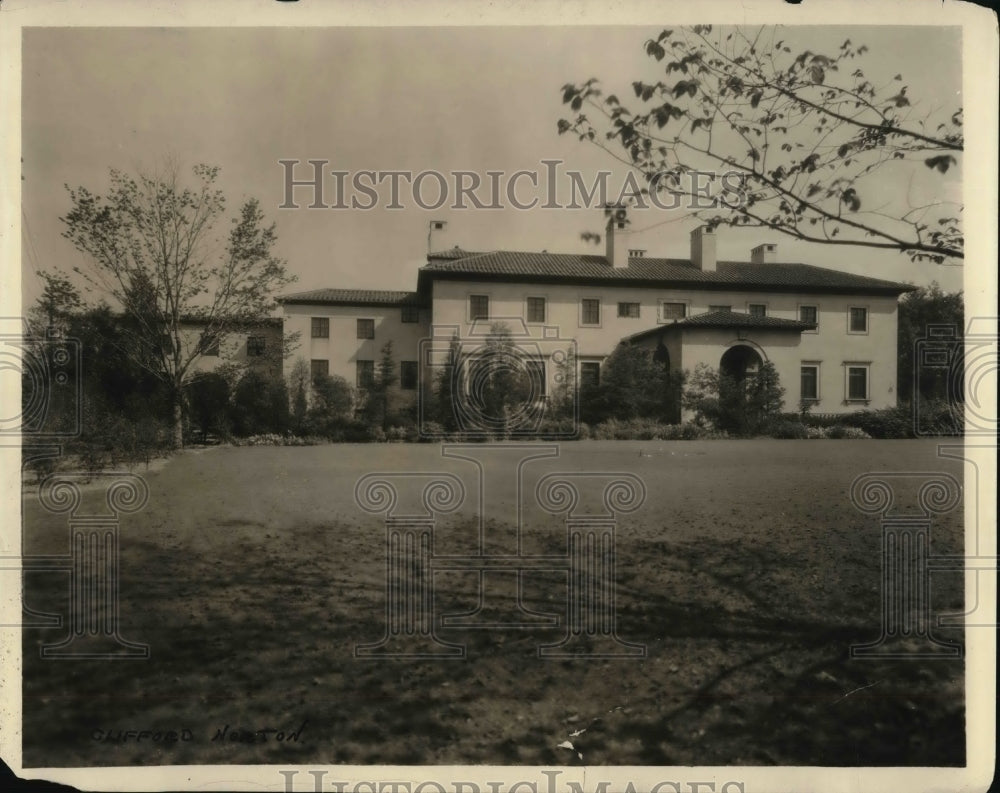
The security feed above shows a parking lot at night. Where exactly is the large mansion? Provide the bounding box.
[275,213,914,420]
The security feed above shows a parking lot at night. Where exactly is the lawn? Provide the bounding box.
[21,439,965,767]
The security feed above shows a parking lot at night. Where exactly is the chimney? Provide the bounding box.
[605,206,630,269]
[751,243,777,264]
[690,225,717,272]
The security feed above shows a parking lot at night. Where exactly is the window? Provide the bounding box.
[580,362,601,390]
[846,364,869,401]
[748,303,767,318]
[849,306,868,333]
[800,364,819,402]
[401,306,420,323]
[799,305,818,326]
[400,361,418,390]
[311,317,330,338]
[526,297,547,323]
[660,301,686,321]
[247,335,266,357]
[357,318,375,339]
[310,359,329,380]
[581,298,601,325]
[357,360,375,389]
[617,302,641,319]
[525,358,546,397]
[469,295,490,321]
[708,305,731,313]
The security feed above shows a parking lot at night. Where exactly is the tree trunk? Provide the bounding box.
[172,395,184,449]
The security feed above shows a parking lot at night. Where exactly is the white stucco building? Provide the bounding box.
[278,214,914,421]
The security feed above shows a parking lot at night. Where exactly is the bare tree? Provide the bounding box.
[61,163,296,446]
[559,25,962,263]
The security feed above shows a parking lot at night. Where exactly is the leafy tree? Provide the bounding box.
[897,282,964,405]
[363,341,402,430]
[467,323,535,436]
[231,370,289,436]
[559,26,962,263]
[309,373,355,429]
[185,372,231,439]
[683,360,784,435]
[60,162,296,446]
[433,334,462,432]
[583,343,684,424]
[288,357,311,433]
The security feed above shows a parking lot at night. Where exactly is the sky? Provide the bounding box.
[19,24,966,310]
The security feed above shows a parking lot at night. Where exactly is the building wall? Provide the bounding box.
[429,279,900,413]
[180,323,284,379]
[281,303,430,396]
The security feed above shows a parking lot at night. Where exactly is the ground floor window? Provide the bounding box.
[247,335,266,356]
[357,359,375,389]
[400,360,418,390]
[580,361,600,389]
[800,364,820,402]
[525,358,546,397]
[310,359,329,380]
[845,363,870,402]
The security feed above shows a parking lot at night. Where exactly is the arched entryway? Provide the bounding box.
[719,344,763,382]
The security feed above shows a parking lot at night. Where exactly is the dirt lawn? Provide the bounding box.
[21,439,966,767]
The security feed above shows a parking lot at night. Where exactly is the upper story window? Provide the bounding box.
[311,317,330,338]
[660,301,686,321]
[401,305,420,323]
[469,295,490,321]
[581,298,601,326]
[617,302,640,319]
[849,306,868,334]
[799,305,818,326]
[357,318,375,339]
[247,335,266,357]
[526,297,547,323]
[748,303,767,318]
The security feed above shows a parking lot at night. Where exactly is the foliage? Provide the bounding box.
[231,370,290,437]
[60,162,296,446]
[288,357,311,433]
[559,25,962,263]
[897,282,964,405]
[683,360,785,435]
[185,372,231,439]
[589,418,728,440]
[581,343,684,424]
[362,341,403,431]
[432,334,463,432]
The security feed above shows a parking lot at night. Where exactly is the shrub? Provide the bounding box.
[827,425,873,439]
[764,419,809,439]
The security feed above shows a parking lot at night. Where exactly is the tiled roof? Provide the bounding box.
[420,250,914,294]
[623,310,816,342]
[278,289,422,307]
[427,247,483,260]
